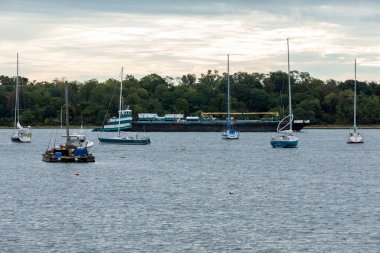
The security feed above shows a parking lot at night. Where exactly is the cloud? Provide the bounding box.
[1,0,380,82]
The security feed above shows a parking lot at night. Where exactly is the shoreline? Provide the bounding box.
[0,126,98,129]
[1,125,380,129]
[304,125,380,129]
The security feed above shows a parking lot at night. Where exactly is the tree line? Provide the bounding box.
[1,69,379,127]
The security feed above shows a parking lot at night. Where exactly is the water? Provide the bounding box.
[0,129,379,252]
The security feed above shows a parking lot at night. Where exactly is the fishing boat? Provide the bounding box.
[11,53,32,143]
[42,83,95,163]
[98,67,150,145]
[347,59,364,143]
[270,39,298,148]
[221,54,239,140]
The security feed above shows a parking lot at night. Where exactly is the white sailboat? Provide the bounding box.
[61,110,94,148]
[11,53,32,143]
[347,59,364,143]
[222,54,239,139]
[98,67,150,145]
[270,39,298,148]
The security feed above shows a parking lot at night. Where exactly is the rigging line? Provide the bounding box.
[53,125,60,147]
[100,80,119,129]
[46,128,55,151]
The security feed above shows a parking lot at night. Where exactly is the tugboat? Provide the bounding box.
[42,82,95,163]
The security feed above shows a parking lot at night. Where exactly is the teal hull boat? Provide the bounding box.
[98,67,151,145]
[98,136,150,145]
[270,136,298,148]
[270,39,299,149]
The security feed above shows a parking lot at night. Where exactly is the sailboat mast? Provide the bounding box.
[15,53,20,128]
[65,81,70,142]
[354,59,357,130]
[118,67,123,137]
[60,107,63,132]
[287,38,293,131]
[227,54,231,125]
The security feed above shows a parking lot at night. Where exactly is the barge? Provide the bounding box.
[127,119,309,132]
[93,112,310,132]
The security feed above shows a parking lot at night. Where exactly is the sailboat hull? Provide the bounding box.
[221,129,240,139]
[98,137,151,145]
[347,132,364,143]
[271,133,298,148]
[222,135,239,140]
[11,136,32,143]
[11,129,32,143]
[11,136,31,143]
[270,139,298,148]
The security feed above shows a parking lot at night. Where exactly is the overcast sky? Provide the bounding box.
[1,0,380,82]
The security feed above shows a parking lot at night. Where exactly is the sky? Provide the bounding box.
[1,0,380,83]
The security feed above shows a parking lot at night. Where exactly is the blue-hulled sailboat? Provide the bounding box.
[347,59,364,143]
[222,54,239,140]
[98,67,150,145]
[270,39,298,148]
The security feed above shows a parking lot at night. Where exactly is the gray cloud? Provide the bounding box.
[1,0,380,82]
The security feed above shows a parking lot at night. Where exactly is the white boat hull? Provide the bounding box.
[63,133,94,148]
[11,135,31,143]
[11,129,32,143]
[222,129,239,139]
[347,132,364,143]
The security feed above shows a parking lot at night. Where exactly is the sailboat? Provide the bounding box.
[221,54,239,139]
[42,82,95,162]
[61,110,94,148]
[11,53,32,143]
[270,39,298,148]
[347,59,364,143]
[98,67,151,145]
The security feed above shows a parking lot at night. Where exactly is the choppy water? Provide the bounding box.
[0,129,379,252]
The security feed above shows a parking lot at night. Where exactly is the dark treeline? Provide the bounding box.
[1,70,380,127]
